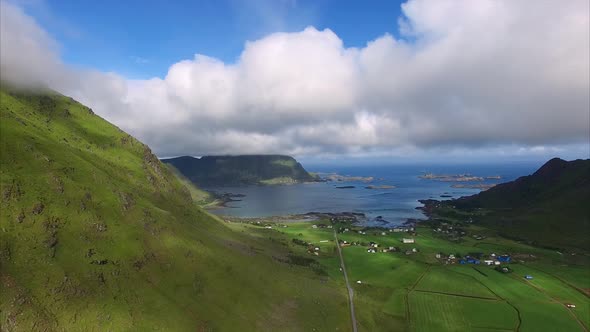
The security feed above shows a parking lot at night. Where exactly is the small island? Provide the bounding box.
[419,173,484,182]
[365,185,396,189]
[323,173,374,182]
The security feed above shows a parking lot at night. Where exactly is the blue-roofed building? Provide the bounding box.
[498,255,511,263]
[524,275,533,280]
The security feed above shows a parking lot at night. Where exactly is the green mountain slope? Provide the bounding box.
[162,155,317,186]
[0,87,348,331]
[453,158,590,250]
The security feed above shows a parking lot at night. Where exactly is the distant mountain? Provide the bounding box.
[0,86,347,330]
[454,158,590,250]
[162,155,317,186]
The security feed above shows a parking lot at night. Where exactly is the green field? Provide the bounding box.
[259,219,590,332]
[414,267,497,299]
[408,291,517,331]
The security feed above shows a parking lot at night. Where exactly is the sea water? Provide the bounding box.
[208,161,541,226]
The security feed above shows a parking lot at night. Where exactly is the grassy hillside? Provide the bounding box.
[165,164,217,206]
[0,86,349,331]
[162,155,317,186]
[452,158,590,251]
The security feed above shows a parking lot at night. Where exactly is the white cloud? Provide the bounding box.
[1,0,588,158]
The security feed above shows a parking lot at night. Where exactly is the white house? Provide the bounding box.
[402,238,415,244]
[483,260,494,265]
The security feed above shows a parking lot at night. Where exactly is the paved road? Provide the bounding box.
[334,230,358,332]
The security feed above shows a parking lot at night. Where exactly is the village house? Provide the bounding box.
[367,248,376,253]
[483,260,495,265]
[312,225,318,229]
[402,238,415,244]
[497,255,511,263]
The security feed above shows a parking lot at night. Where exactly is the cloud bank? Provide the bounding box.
[1,0,589,158]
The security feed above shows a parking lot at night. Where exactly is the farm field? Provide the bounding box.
[232,219,590,332]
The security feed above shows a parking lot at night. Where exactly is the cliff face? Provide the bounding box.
[162,155,317,186]
[454,158,590,250]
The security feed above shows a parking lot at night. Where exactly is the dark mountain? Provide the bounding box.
[162,155,317,186]
[454,158,590,250]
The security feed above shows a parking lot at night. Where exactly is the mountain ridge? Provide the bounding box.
[452,157,590,250]
[162,154,317,186]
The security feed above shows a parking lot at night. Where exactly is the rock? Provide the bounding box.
[32,202,45,215]
[16,210,25,223]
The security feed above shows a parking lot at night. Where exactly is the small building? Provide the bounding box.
[484,260,494,266]
[402,238,415,244]
[497,255,511,263]
[524,275,533,280]
[494,261,501,265]
[367,248,376,253]
[356,280,362,284]
[312,225,318,229]
[565,304,576,308]
[381,232,387,236]
[319,240,329,243]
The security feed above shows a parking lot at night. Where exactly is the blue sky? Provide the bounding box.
[19,0,405,78]
[2,0,589,161]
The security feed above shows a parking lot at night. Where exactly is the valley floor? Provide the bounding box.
[226,217,590,332]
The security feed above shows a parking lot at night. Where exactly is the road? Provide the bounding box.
[333,230,358,332]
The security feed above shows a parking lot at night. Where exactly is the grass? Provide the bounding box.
[259,218,590,332]
[0,87,350,331]
[415,267,497,298]
[166,164,217,205]
[408,291,517,331]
